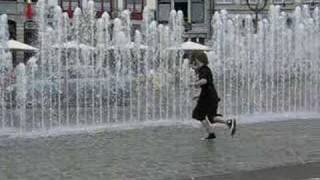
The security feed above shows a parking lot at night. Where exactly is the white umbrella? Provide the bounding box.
[167,41,211,51]
[52,41,95,50]
[107,42,148,50]
[7,39,38,51]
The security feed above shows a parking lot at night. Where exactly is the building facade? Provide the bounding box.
[0,0,319,48]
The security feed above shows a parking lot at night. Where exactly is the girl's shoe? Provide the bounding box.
[227,119,237,137]
[201,133,216,140]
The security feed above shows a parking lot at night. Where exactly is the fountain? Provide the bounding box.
[0,14,14,130]
[4,0,187,132]
[0,1,319,133]
[210,5,320,119]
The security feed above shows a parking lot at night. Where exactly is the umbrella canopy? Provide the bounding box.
[107,42,148,50]
[52,41,95,50]
[7,40,38,51]
[167,41,211,51]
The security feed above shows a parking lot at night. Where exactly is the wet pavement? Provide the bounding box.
[196,161,320,180]
[0,118,319,180]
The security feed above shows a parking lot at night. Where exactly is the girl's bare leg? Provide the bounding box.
[213,116,237,137]
[213,116,228,125]
[201,119,214,133]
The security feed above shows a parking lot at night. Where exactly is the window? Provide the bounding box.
[60,0,80,10]
[60,0,81,17]
[59,0,112,18]
[158,0,204,23]
[174,1,188,22]
[125,0,144,20]
[95,0,112,18]
[192,0,204,23]
[158,2,171,23]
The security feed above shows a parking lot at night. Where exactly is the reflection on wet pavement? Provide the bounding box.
[0,119,319,180]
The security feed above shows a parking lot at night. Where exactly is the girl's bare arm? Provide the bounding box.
[191,78,207,88]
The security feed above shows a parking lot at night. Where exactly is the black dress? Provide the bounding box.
[192,65,220,122]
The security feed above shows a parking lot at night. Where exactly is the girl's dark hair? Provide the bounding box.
[191,51,208,65]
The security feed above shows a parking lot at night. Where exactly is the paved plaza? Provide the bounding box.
[0,119,319,180]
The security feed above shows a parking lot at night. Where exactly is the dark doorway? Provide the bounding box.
[24,20,38,64]
[191,37,205,45]
[174,2,188,22]
[8,20,16,40]
[8,20,17,66]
